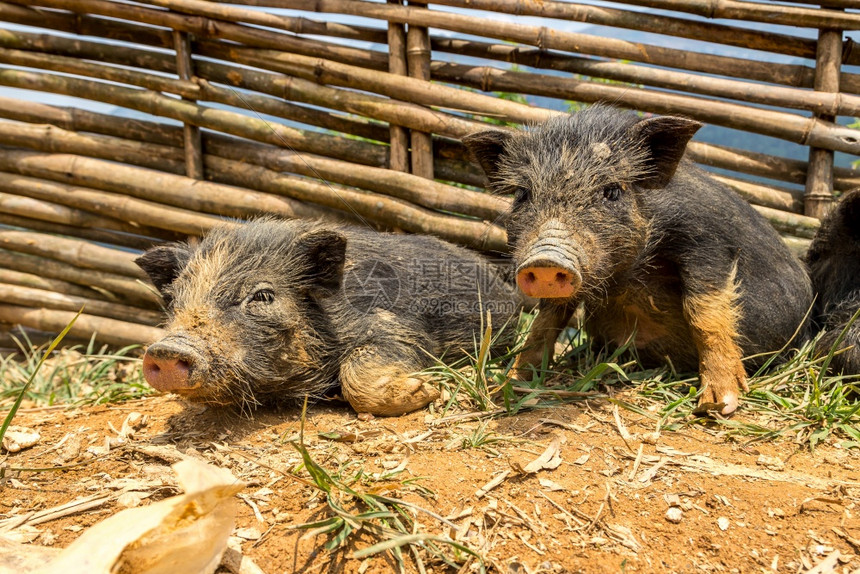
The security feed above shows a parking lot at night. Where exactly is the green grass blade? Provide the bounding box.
[0,309,81,446]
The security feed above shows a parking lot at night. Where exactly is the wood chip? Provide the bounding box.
[538,478,566,492]
[475,470,510,499]
[638,457,669,484]
[803,550,840,574]
[512,437,562,474]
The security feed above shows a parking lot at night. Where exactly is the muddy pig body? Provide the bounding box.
[806,189,860,374]
[464,105,812,414]
[136,218,521,416]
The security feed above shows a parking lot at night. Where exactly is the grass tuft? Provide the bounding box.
[290,398,485,573]
[0,328,151,410]
[428,310,860,450]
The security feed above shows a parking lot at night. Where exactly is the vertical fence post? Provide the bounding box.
[387,0,410,173]
[173,30,204,180]
[406,2,434,180]
[804,14,843,219]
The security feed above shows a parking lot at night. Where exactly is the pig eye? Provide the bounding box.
[250,289,275,304]
[603,184,622,202]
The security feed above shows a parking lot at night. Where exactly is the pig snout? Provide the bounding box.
[142,338,207,393]
[516,220,583,299]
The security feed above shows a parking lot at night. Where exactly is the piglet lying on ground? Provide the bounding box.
[136,218,521,416]
[806,189,860,374]
[464,105,812,415]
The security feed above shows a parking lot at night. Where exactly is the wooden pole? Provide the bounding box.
[173,30,203,179]
[406,2,433,180]
[0,249,161,307]
[0,268,109,303]
[0,283,164,326]
[387,0,409,173]
[804,16,843,220]
[0,305,164,347]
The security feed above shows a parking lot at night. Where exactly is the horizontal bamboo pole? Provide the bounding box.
[0,283,163,326]
[0,147,336,223]
[0,95,485,195]
[0,305,164,347]
[0,33,391,144]
[0,22,858,190]
[0,229,145,278]
[201,139,509,221]
[1,0,386,70]
[687,142,860,193]
[5,22,859,125]
[0,169,227,237]
[0,212,161,251]
[429,38,860,112]
[612,0,860,31]
[426,0,817,59]
[0,249,160,307]
[428,62,860,156]
[193,45,860,155]
[242,0,857,87]
[752,205,819,239]
[710,174,803,214]
[203,156,509,252]
[0,268,110,302]
[193,46,486,140]
[0,181,172,240]
[0,68,396,168]
[6,0,859,95]
[0,143,506,251]
[0,116,502,222]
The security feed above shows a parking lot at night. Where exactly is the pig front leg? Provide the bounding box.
[340,347,439,417]
[682,268,748,416]
[513,300,574,380]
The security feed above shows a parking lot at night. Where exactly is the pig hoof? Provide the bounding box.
[341,370,440,417]
[695,385,741,416]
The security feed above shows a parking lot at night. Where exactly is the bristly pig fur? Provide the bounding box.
[136,218,521,416]
[806,189,860,375]
[464,105,813,415]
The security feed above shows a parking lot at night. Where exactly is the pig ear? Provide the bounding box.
[134,243,193,296]
[628,116,702,189]
[462,129,515,183]
[294,229,347,296]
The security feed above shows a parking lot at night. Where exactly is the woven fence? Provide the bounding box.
[0,0,858,349]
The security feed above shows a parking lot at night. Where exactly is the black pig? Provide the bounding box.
[464,105,812,415]
[806,188,860,374]
[135,218,520,416]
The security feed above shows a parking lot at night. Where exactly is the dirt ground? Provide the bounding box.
[1,393,859,573]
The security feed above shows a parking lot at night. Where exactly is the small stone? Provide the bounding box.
[665,507,683,523]
[2,426,40,453]
[717,516,730,531]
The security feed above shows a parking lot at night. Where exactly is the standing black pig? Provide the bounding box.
[135,218,520,416]
[805,188,860,374]
[464,105,812,415]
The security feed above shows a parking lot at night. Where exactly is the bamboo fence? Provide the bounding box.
[0,0,857,348]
